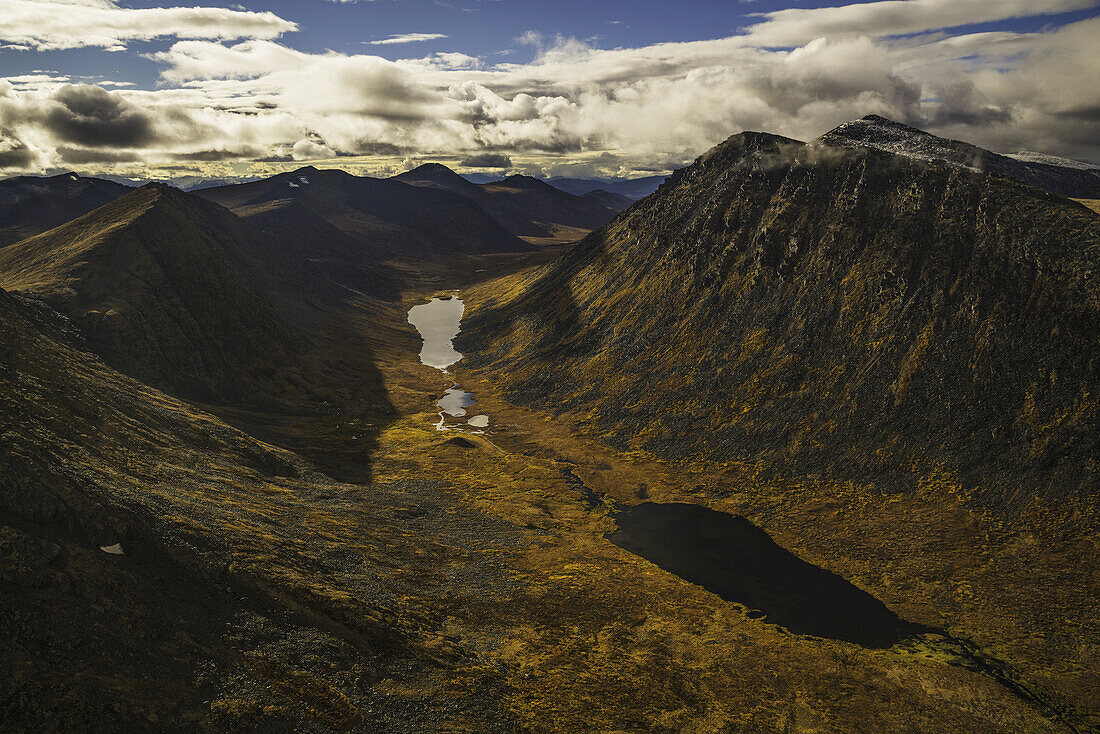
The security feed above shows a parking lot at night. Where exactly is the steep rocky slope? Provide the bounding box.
[0,172,131,246]
[0,184,397,477]
[464,124,1099,519]
[393,164,627,242]
[824,115,1100,198]
[2,184,317,406]
[197,166,527,258]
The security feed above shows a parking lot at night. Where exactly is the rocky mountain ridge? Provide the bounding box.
[822,115,1100,198]
[464,121,1100,517]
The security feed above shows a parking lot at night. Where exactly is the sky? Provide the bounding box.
[0,0,1098,183]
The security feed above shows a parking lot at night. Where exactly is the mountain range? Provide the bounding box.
[195,166,527,258]
[545,174,667,200]
[0,172,132,246]
[393,163,630,243]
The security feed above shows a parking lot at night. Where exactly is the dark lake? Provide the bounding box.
[607,503,920,648]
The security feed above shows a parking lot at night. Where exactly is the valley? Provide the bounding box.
[2,118,1097,734]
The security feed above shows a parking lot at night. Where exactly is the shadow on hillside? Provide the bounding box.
[457,229,606,410]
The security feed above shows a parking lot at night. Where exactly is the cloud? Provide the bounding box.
[45,84,158,147]
[291,138,336,160]
[460,152,511,168]
[368,33,447,45]
[0,0,297,52]
[1,3,1097,178]
[0,129,36,168]
[744,0,1097,46]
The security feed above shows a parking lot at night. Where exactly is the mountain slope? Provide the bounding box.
[461,122,1100,726]
[464,125,1100,515]
[0,282,525,731]
[0,172,131,246]
[197,166,527,257]
[227,196,402,298]
[393,164,627,242]
[822,115,1100,198]
[0,184,313,406]
[1008,151,1099,171]
[0,183,401,481]
[579,189,633,211]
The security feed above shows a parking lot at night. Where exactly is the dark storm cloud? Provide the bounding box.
[45,84,157,147]
[459,153,512,168]
[0,130,35,168]
[56,146,143,163]
[925,81,1011,128]
[349,141,408,156]
[176,146,267,161]
[1054,106,1100,122]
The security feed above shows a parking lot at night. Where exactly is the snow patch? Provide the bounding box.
[1007,151,1099,170]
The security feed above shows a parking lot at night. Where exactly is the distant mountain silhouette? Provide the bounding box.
[197,166,528,258]
[546,175,667,200]
[0,172,131,246]
[394,164,628,242]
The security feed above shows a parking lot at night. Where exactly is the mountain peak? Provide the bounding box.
[816,115,1100,196]
[822,115,932,145]
[493,174,551,190]
[687,131,803,174]
[131,181,195,209]
[398,162,466,182]
[858,113,913,127]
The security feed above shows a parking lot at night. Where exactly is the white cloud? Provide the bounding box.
[744,0,1097,46]
[1,2,1097,178]
[291,138,335,160]
[0,0,296,52]
[368,33,448,46]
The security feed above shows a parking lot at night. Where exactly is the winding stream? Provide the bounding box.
[407,295,490,432]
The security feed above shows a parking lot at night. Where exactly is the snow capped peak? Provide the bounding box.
[1007,151,1099,171]
[815,115,1100,197]
[817,116,984,169]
